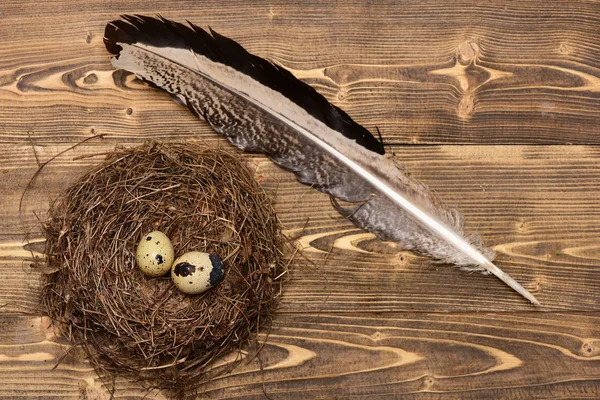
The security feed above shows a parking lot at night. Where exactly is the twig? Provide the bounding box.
[19,134,105,212]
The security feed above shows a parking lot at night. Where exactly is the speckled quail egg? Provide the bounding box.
[136,231,175,277]
[171,251,225,295]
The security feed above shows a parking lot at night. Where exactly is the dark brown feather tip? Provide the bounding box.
[103,14,386,155]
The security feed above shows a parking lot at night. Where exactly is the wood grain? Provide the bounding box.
[3,0,600,398]
[1,314,599,399]
[2,1,600,145]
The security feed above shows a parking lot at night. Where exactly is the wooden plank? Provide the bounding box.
[0,313,599,399]
[0,316,165,399]
[1,1,600,145]
[2,142,600,313]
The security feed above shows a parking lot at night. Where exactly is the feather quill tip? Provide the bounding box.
[486,261,540,305]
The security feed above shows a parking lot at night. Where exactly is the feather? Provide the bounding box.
[103,15,539,305]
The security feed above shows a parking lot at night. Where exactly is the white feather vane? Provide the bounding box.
[104,15,539,305]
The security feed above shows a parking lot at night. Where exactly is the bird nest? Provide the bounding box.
[40,141,288,397]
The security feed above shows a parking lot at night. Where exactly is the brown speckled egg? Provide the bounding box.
[136,231,175,277]
[171,251,225,295]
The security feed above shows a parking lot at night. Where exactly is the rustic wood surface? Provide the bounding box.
[2,0,600,398]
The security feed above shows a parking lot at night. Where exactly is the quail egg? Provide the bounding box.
[171,251,225,295]
[136,231,175,277]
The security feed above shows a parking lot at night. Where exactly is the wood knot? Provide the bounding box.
[85,32,93,44]
[558,42,573,55]
[395,252,411,268]
[458,40,480,65]
[83,73,98,85]
[458,94,474,119]
[535,278,542,292]
[423,375,435,389]
[337,90,347,101]
[126,108,133,115]
[581,341,599,357]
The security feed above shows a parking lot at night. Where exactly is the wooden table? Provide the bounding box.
[2,1,600,398]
